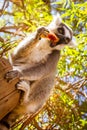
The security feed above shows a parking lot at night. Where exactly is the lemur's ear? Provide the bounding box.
[47,13,62,29]
[53,13,62,25]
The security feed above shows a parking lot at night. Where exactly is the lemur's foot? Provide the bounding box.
[4,70,19,83]
[16,80,30,104]
[37,27,49,39]
[16,80,30,92]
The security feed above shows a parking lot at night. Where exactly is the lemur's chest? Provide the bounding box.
[28,38,52,63]
[13,39,52,71]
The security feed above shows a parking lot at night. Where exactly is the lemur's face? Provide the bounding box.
[48,14,74,50]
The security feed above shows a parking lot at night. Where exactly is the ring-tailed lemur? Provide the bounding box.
[0,14,74,130]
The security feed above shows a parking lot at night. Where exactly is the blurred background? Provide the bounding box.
[0,0,87,129]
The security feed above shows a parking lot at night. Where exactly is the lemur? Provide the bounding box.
[0,14,74,130]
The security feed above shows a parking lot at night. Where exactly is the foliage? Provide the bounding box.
[0,0,87,130]
[0,0,52,56]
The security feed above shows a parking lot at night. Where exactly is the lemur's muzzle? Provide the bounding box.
[50,34,71,47]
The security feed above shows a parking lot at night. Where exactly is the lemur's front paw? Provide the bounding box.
[37,27,49,39]
[4,70,19,82]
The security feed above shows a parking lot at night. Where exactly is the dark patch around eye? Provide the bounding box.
[57,27,65,35]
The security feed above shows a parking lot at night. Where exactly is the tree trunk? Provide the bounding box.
[0,57,20,120]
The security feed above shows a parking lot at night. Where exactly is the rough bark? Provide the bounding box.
[0,57,20,120]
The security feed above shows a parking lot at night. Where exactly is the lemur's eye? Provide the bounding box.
[57,27,65,35]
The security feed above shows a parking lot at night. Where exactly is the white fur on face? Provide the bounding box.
[64,26,71,39]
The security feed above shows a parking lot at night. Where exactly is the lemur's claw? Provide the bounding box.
[37,27,49,39]
[37,27,49,33]
[4,70,19,83]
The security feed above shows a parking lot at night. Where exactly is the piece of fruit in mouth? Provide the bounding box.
[41,31,60,45]
[47,32,59,42]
